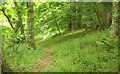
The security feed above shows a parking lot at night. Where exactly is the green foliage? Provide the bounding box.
[1,2,118,72]
[41,29,118,72]
[3,44,45,72]
[96,36,118,52]
[1,25,25,49]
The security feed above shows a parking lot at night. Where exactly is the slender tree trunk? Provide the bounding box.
[20,2,25,41]
[102,2,112,29]
[69,14,72,30]
[21,25,25,41]
[77,4,82,29]
[70,0,81,30]
[110,2,118,39]
[77,15,81,28]
[69,2,72,30]
[94,3,102,26]
[14,1,21,33]
[70,0,76,31]
[14,1,25,42]
[17,6,24,41]
[27,2,36,49]
[71,23,75,31]
[118,1,120,54]
[69,1,72,31]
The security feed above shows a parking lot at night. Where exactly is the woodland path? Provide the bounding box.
[35,32,47,44]
[34,34,51,72]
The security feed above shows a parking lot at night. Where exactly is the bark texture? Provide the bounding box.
[110,2,118,39]
[27,2,36,49]
[102,2,112,28]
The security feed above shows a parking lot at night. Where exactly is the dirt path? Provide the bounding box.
[34,48,51,72]
[35,32,47,44]
[35,40,43,44]
[34,34,51,72]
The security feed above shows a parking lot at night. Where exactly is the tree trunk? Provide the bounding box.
[110,2,118,39]
[69,14,72,30]
[70,0,76,31]
[94,3,102,26]
[20,2,25,41]
[14,1,21,33]
[14,1,25,42]
[69,1,72,31]
[21,24,25,41]
[77,4,82,29]
[118,1,120,52]
[77,15,81,28]
[70,0,81,30]
[102,2,112,29]
[27,2,36,49]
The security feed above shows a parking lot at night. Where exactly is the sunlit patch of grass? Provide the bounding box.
[65,29,86,36]
[39,29,85,47]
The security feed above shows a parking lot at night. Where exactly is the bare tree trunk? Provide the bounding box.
[69,0,81,30]
[21,25,25,41]
[118,1,120,54]
[20,2,25,41]
[110,2,118,39]
[27,2,36,49]
[77,15,81,28]
[70,0,76,31]
[77,6,82,29]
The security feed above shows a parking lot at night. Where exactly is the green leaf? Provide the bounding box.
[96,41,104,45]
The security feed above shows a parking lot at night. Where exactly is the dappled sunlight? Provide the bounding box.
[1,2,119,72]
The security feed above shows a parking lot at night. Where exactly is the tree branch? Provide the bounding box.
[0,8,14,29]
[13,0,25,33]
[13,0,18,7]
[93,3,101,25]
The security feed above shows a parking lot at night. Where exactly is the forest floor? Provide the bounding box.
[34,47,51,72]
[33,29,86,72]
[35,29,118,72]
[3,29,118,72]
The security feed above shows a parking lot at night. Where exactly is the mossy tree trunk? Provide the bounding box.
[110,2,118,39]
[27,1,36,49]
[101,2,112,29]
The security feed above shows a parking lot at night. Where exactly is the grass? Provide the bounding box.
[39,29,86,48]
[39,29,118,72]
[3,28,118,72]
[3,44,45,72]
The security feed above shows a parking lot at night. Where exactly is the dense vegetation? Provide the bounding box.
[0,1,119,72]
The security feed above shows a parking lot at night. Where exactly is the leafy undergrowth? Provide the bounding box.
[40,29,118,72]
[3,44,45,72]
